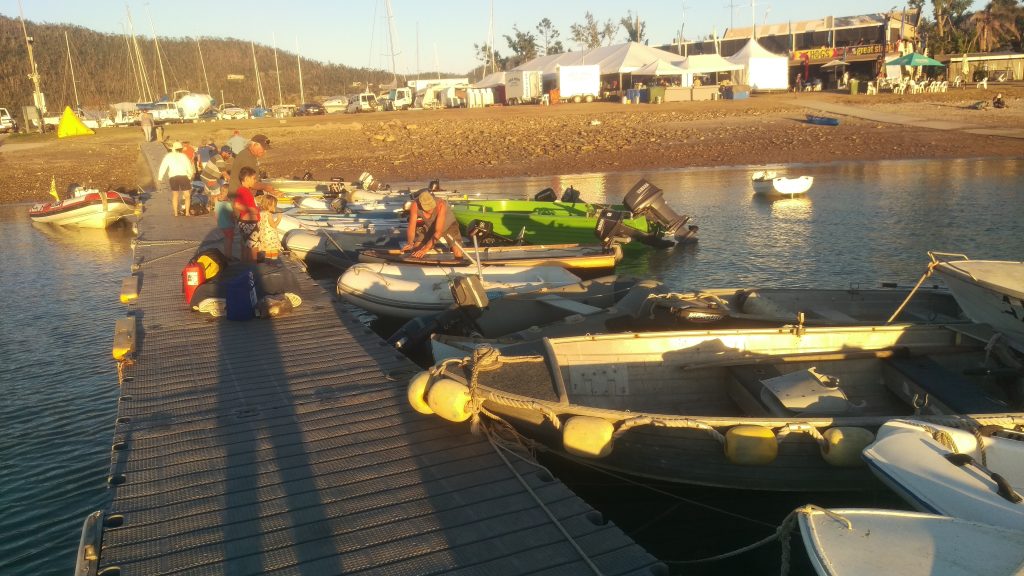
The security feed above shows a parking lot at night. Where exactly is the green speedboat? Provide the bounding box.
[453,200,649,245]
[452,180,698,249]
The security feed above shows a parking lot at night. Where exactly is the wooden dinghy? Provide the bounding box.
[358,244,622,280]
[413,323,1024,491]
[337,262,583,319]
[797,507,1024,576]
[863,419,1024,530]
[751,171,815,196]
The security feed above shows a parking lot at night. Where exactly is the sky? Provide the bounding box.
[5,1,985,75]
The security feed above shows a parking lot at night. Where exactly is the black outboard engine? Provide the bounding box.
[389,275,490,353]
[594,209,675,249]
[533,187,557,202]
[466,220,526,246]
[560,186,583,204]
[301,171,315,181]
[623,179,692,239]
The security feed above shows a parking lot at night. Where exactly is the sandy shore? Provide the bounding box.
[2,87,1022,204]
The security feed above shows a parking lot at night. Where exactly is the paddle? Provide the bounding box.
[944,453,1023,503]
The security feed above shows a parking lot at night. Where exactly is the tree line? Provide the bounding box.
[910,0,1022,55]
[0,14,445,112]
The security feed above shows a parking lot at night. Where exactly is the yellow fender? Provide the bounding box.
[820,427,874,467]
[407,371,434,415]
[563,416,615,458]
[725,425,778,466]
[426,378,473,422]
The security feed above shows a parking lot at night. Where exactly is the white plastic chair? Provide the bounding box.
[939,81,948,93]
[977,77,988,89]
[866,82,877,95]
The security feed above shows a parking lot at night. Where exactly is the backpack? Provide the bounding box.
[192,248,229,282]
[225,269,258,321]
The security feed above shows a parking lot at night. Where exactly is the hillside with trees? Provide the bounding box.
[0,14,449,112]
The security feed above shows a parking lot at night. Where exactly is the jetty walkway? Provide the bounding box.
[76,142,662,575]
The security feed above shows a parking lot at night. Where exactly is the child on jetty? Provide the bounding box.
[258,194,283,261]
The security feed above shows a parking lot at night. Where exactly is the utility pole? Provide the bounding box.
[18,0,46,132]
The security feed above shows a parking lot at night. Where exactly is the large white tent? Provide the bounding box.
[632,59,688,77]
[513,42,690,77]
[726,39,789,91]
[677,54,744,86]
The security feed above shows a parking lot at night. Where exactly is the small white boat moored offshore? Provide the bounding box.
[337,263,583,319]
[29,188,136,228]
[863,419,1024,530]
[930,252,1024,346]
[751,170,815,197]
[797,507,1024,576]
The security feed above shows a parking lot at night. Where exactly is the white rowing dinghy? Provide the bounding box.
[797,507,1024,576]
[863,419,1024,530]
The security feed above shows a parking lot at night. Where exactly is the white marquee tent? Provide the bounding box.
[725,39,789,91]
[677,54,744,86]
[513,42,691,77]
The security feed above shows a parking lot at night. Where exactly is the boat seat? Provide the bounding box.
[882,356,1010,414]
[534,294,604,316]
[808,307,858,323]
[727,364,853,417]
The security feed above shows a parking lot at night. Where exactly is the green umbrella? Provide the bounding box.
[886,52,945,67]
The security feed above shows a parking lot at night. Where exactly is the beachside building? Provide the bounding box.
[659,9,922,88]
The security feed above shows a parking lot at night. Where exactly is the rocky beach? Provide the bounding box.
[1,87,1022,204]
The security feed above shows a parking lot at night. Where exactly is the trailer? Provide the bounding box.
[505,70,543,105]
[557,65,600,103]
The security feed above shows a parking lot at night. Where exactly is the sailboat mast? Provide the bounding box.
[123,25,143,101]
[126,7,153,102]
[251,42,265,107]
[272,32,283,106]
[64,30,80,109]
[295,38,305,104]
[145,6,168,97]
[196,39,211,95]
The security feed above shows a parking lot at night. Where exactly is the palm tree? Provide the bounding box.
[968,2,1021,52]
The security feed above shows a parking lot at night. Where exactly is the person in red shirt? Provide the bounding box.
[234,166,261,264]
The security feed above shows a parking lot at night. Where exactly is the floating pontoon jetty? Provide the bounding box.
[74,142,662,576]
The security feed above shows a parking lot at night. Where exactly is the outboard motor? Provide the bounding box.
[301,171,315,181]
[466,220,525,246]
[594,209,675,249]
[533,187,557,202]
[623,179,691,238]
[560,186,583,204]
[388,275,490,353]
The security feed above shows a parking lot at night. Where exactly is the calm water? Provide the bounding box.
[2,158,1022,575]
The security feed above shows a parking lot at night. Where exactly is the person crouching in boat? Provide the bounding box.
[402,190,465,259]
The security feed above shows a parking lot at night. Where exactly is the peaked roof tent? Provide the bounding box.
[513,42,692,76]
[677,54,744,74]
[727,37,787,61]
[633,59,688,76]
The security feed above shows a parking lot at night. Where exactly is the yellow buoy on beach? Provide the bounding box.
[562,416,615,458]
[725,425,778,465]
[406,371,434,415]
[820,427,874,467]
[426,378,472,422]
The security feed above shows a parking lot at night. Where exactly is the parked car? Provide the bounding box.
[346,93,378,113]
[0,107,17,133]
[322,96,349,113]
[218,103,248,120]
[296,102,325,116]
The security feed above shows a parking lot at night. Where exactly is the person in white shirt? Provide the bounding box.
[157,141,197,216]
